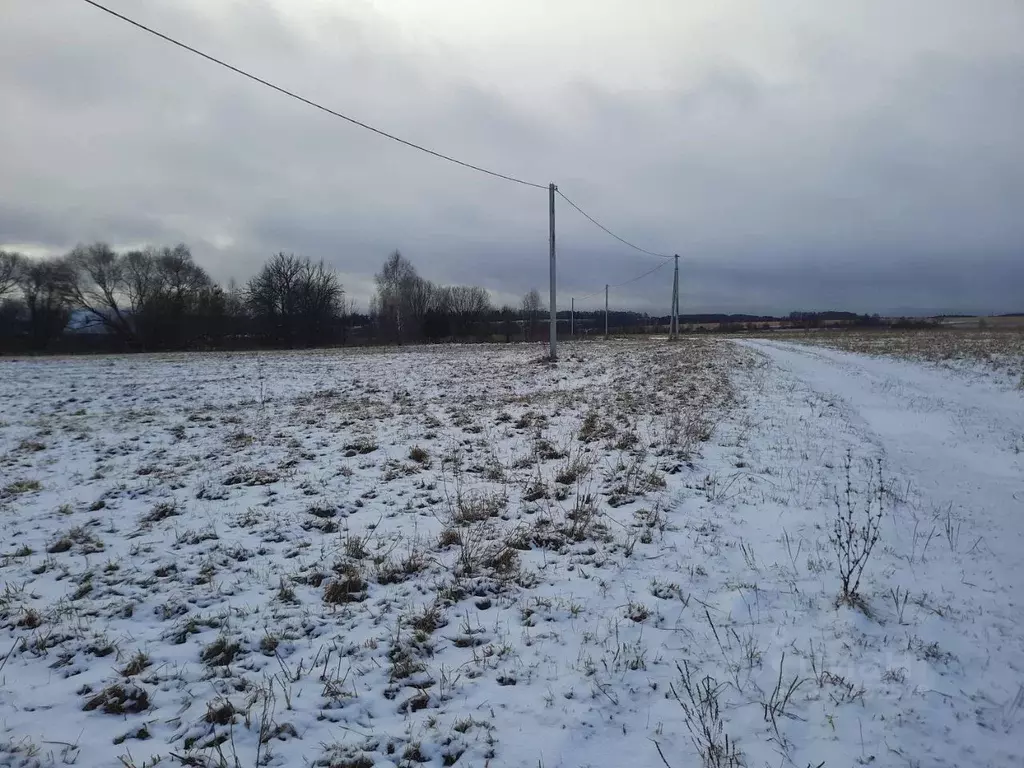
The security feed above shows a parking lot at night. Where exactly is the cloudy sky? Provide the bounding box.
[2,0,1022,315]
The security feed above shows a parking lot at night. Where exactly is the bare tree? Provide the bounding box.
[121,249,159,318]
[247,253,344,347]
[295,258,344,346]
[66,242,136,342]
[337,292,355,344]
[66,242,217,349]
[373,250,419,344]
[155,244,210,306]
[448,285,492,338]
[0,251,26,341]
[140,245,217,348]
[499,305,518,343]
[521,288,542,340]
[1,237,515,352]
[406,276,436,338]
[246,252,305,345]
[0,250,24,298]
[371,251,498,342]
[18,257,74,349]
[449,286,490,316]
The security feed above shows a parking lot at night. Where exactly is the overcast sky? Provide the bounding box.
[2,0,1022,315]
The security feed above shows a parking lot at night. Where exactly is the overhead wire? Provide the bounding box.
[80,0,676,306]
[575,258,672,303]
[79,0,547,190]
[612,258,672,287]
[555,189,673,259]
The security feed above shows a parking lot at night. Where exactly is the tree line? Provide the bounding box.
[370,251,549,344]
[3,244,931,353]
[0,245,551,353]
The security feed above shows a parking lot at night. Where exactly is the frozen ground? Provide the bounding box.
[782,328,1024,391]
[0,339,1021,768]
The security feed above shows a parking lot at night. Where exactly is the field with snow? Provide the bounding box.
[785,327,1024,391]
[1,338,1022,768]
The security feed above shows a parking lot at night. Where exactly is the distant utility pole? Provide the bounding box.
[549,183,557,361]
[570,297,574,337]
[671,254,680,339]
[604,284,609,339]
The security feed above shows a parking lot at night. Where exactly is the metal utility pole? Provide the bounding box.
[570,297,574,337]
[604,284,609,339]
[671,254,680,339]
[549,183,557,361]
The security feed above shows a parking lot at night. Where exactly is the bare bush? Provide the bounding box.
[660,662,743,768]
[830,451,884,609]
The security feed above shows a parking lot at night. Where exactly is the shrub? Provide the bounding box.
[830,451,883,609]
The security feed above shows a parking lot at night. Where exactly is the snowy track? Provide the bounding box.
[741,340,1024,587]
[741,339,1024,767]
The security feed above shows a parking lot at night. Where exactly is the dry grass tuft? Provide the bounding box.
[82,683,151,715]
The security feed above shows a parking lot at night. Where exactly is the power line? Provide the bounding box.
[576,258,672,302]
[79,0,547,190]
[613,258,672,287]
[79,0,680,344]
[555,189,673,259]
[80,0,675,261]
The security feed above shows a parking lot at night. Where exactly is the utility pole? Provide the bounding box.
[570,297,574,337]
[604,284,609,339]
[671,254,680,339]
[549,183,557,361]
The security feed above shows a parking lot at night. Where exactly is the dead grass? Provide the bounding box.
[324,563,369,604]
[0,339,754,768]
[448,487,507,525]
[139,501,181,524]
[119,650,151,677]
[2,479,42,497]
[200,635,242,667]
[82,683,151,715]
[786,327,1024,383]
[47,526,105,555]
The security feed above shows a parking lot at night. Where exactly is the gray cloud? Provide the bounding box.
[2,0,1022,315]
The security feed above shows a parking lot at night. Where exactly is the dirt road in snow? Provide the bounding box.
[743,339,1024,746]
[741,340,1024,578]
[740,338,1024,763]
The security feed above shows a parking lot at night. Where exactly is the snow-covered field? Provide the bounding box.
[1,338,1022,768]
[785,328,1024,391]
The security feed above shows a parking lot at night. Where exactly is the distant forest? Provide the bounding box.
[0,245,940,354]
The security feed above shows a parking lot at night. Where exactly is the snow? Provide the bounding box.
[0,339,1021,768]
